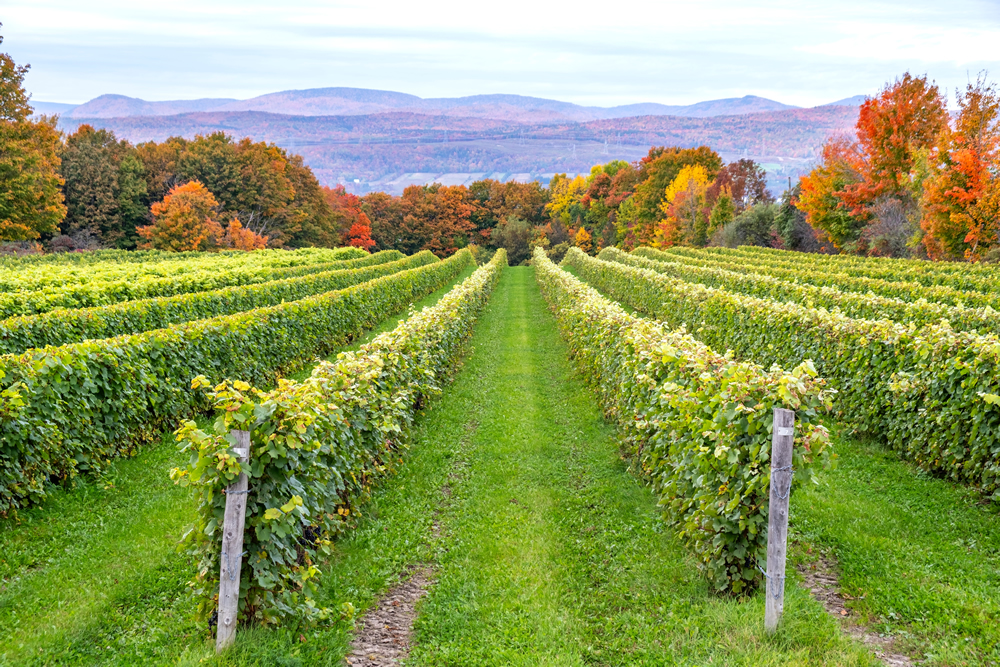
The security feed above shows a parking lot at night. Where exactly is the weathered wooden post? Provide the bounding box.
[764,408,795,634]
[216,429,251,653]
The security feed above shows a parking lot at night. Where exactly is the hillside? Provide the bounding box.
[60,104,858,193]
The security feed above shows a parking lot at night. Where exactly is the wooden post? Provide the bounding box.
[216,429,251,653]
[764,408,795,634]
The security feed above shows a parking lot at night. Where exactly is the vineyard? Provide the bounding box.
[1,245,999,666]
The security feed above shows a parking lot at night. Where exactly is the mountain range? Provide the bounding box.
[34,87,863,124]
[35,87,865,195]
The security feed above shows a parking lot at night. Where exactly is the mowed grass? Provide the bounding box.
[0,267,476,666]
[793,432,1000,666]
[404,267,873,666]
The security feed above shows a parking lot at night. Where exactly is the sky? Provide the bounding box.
[3,0,999,108]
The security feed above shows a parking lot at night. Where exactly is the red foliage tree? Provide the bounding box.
[345,212,376,251]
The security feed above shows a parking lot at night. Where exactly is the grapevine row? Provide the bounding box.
[640,247,1000,310]
[0,251,434,355]
[0,248,391,319]
[696,245,1000,294]
[535,248,833,594]
[601,247,1000,336]
[721,245,1000,280]
[0,246,367,293]
[0,249,475,512]
[171,250,507,623]
[563,248,1000,496]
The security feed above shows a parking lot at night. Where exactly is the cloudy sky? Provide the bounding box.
[3,0,999,108]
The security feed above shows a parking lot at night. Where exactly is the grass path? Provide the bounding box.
[399,266,870,666]
[0,266,476,666]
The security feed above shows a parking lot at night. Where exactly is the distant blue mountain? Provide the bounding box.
[48,87,853,123]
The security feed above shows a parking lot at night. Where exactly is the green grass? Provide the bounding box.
[793,432,1000,665]
[0,266,476,666]
[400,266,872,666]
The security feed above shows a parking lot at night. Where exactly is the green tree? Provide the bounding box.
[60,125,136,247]
[116,152,149,246]
[491,215,533,265]
[0,35,65,241]
[708,190,735,235]
[281,155,338,247]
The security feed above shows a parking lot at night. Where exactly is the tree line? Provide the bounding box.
[2,28,995,263]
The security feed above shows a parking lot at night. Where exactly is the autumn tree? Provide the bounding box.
[175,132,295,244]
[360,191,405,251]
[799,73,948,256]
[574,225,593,254]
[658,164,710,247]
[139,180,268,252]
[706,159,773,213]
[135,136,187,203]
[220,218,268,251]
[920,74,1000,260]
[841,73,947,215]
[627,146,722,246]
[397,184,474,257]
[345,212,376,251]
[797,139,867,248]
[0,32,66,242]
[469,179,548,243]
[582,160,639,248]
[545,174,589,228]
[138,181,219,251]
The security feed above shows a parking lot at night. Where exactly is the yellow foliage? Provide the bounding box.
[574,226,593,254]
[545,173,589,223]
[661,164,710,213]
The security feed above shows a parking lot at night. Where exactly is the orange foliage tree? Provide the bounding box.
[798,73,947,254]
[797,139,866,248]
[920,74,1000,260]
[839,73,947,215]
[398,184,474,257]
[138,180,267,252]
[345,212,376,251]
